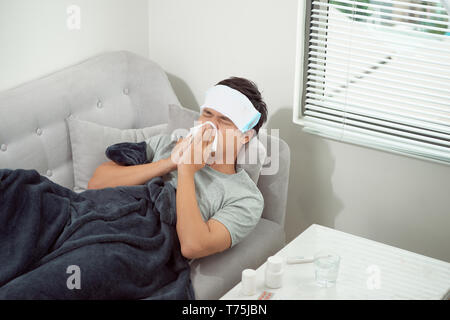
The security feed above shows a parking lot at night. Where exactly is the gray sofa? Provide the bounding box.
[0,51,290,299]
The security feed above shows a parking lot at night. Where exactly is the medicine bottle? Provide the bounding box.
[265,256,283,289]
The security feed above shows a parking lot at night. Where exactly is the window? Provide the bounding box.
[293,0,450,164]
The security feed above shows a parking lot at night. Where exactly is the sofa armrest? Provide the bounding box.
[189,218,285,300]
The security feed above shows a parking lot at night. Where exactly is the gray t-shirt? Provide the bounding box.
[145,133,264,248]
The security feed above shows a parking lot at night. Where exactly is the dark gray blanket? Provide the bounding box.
[0,141,195,300]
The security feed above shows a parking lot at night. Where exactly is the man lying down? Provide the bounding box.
[0,77,268,299]
[88,77,268,260]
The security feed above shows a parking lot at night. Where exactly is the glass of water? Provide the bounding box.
[314,251,340,287]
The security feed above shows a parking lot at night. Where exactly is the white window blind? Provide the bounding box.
[294,0,450,164]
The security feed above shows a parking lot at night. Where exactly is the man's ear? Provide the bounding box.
[240,129,255,145]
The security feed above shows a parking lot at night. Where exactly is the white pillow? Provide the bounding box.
[65,115,168,192]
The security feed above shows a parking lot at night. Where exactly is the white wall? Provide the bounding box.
[0,0,149,91]
[148,0,450,262]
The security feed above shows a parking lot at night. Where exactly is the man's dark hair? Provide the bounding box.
[216,77,268,135]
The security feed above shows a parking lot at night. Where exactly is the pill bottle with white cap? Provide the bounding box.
[241,269,257,295]
[265,256,283,289]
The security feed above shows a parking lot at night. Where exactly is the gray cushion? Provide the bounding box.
[66,115,168,192]
[166,103,200,136]
[165,104,267,184]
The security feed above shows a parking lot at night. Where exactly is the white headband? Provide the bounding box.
[199,84,261,133]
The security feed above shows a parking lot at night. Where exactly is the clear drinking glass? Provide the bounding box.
[314,251,340,287]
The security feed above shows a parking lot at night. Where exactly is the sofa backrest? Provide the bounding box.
[0,51,180,189]
[257,132,290,227]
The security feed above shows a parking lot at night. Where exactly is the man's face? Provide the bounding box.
[197,107,253,164]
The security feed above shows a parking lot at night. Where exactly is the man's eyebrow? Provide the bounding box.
[204,109,231,121]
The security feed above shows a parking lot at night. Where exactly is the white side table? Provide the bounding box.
[220,224,450,300]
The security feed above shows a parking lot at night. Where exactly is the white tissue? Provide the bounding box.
[186,121,218,152]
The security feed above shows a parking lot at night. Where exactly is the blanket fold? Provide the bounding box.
[105,141,148,166]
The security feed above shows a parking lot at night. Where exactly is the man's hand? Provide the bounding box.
[167,136,190,169]
[173,124,231,259]
[176,124,216,175]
